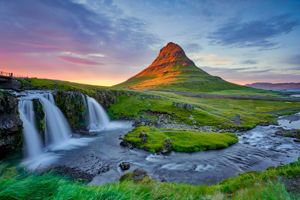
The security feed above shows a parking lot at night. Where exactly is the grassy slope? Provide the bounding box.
[114,63,277,97]
[109,92,300,130]
[17,78,106,95]
[16,78,300,131]
[124,126,238,153]
[0,157,299,199]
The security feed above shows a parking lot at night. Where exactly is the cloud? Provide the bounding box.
[287,54,300,65]
[191,53,232,65]
[183,43,202,52]
[209,14,298,48]
[59,56,101,65]
[0,0,159,62]
[241,59,257,65]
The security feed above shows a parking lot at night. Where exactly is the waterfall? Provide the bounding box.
[18,99,43,159]
[38,94,72,147]
[86,96,110,132]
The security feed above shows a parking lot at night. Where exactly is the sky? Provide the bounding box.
[0,0,300,86]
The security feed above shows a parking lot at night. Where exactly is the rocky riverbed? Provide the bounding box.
[34,113,300,186]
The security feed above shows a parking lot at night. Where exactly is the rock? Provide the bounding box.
[172,102,194,111]
[50,166,94,182]
[161,138,172,154]
[139,131,147,143]
[119,162,130,171]
[131,169,148,181]
[0,91,22,158]
[232,114,241,125]
[120,140,133,149]
[275,128,300,139]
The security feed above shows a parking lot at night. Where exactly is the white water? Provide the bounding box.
[18,91,94,170]
[86,96,110,132]
[18,100,43,158]
[38,94,72,147]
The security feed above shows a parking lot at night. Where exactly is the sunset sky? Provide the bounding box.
[1,0,300,86]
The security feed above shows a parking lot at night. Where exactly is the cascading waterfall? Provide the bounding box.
[18,99,43,159]
[38,94,72,147]
[18,91,95,170]
[86,96,110,131]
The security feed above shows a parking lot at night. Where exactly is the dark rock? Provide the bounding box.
[120,140,133,149]
[282,176,300,194]
[50,166,94,182]
[131,169,148,181]
[232,114,241,125]
[172,102,194,111]
[0,91,22,158]
[161,138,172,154]
[54,91,88,133]
[275,128,300,139]
[139,131,147,143]
[119,162,130,171]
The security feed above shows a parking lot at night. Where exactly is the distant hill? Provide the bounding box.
[246,82,300,91]
[114,42,250,93]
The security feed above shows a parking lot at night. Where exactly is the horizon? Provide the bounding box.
[1,0,300,86]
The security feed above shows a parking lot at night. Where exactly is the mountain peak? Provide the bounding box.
[151,42,193,67]
[115,42,242,92]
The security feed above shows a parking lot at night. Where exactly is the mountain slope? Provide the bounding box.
[247,82,300,91]
[115,42,247,92]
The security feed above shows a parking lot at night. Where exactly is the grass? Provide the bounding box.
[109,92,300,130]
[17,78,106,96]
[0,157,300,199]
[124,126,238,153]
[16,77,300,131]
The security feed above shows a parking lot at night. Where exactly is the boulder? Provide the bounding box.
[119,162,130,171]
[172,102,194,111]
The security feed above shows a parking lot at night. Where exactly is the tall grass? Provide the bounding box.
[0,158,300,199]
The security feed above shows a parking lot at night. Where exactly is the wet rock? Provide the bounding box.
[139,131,147,143]
[161,138,172,154]
[275,128,300,139]
[120,140,133,149]
[172,102,194,111]
[50,166,94,182]
[119,162,130,171]
[54,91,88,133]
[120,169,148,182]
[0,91,22,158]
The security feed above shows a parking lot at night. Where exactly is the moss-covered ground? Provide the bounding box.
[124,126,238,153]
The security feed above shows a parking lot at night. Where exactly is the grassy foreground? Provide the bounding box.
[0,157,300,200]
[124,126,238,153]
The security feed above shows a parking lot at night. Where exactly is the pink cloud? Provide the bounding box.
[59,56,102,65]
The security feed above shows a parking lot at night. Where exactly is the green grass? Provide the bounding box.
[124,126,238,153]
[17,78,106,96]
[16,78,300,131]
[109,92,300,130]
[0,157,300,199]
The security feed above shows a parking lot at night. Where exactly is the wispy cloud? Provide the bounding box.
[209,14,298,49]
[191,53,232,65]
[241,59,257,65]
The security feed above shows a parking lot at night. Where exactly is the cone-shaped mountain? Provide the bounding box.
[115,42,244,92]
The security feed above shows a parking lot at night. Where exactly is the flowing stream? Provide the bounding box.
[17,90,300,185]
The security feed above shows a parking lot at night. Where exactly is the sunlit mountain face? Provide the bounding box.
[1,0,300,85]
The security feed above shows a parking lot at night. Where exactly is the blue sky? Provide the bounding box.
[1,0,300,85]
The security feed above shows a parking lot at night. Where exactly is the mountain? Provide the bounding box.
[246,82,300,91]
[115,42,246,92]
